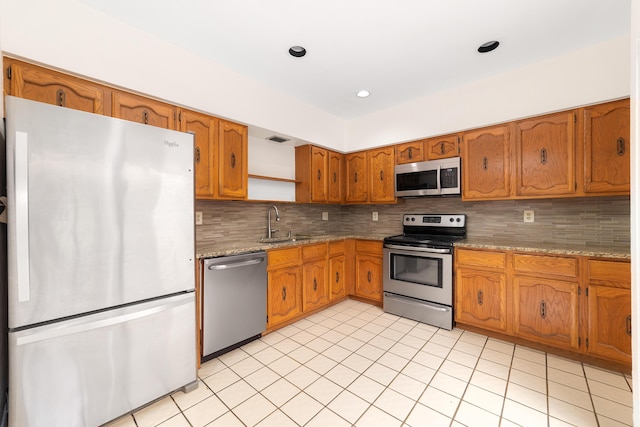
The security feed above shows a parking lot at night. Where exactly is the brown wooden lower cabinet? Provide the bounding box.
[354,240,383,303]
[267,247,302,328]
[454,248,631,367]
[329,241,347,300]
[302,244,329,311]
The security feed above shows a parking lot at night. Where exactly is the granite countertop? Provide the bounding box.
[196,234,388,259]
[455,237,630,260]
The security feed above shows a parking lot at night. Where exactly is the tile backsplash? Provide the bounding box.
[196,196,630,250]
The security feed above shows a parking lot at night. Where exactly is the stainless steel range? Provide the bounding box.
[383,214,466,330]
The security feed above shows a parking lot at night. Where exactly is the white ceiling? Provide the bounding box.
[82,0,630,120]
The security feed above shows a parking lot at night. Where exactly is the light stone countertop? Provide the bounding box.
[455,237,630,260]
[197,235,630,260]
[196,234,388,259]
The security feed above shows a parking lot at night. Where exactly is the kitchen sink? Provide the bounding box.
[257,234,315,244]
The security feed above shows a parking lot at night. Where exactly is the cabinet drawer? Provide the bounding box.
[513,254,578,278]
[587,259,631,288]
[329,240,346,256]
[302,243,327,261]
[268,247,300,268]
[355,240,383,256]
[456,249,506,269]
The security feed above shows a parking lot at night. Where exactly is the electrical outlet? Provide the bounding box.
[322,212,329,220]
[372,212,379,221]
[195,211,203,225]
[523,210,534,223]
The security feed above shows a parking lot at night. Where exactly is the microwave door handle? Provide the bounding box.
[436,164,441,193]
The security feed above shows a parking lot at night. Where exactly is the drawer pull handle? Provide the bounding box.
[367,271,372,283]
[282,287,286,301]
[540,148,548,165]
[380,170,384,181]
[482,156,488,171]
[231,153,236,168]
[354,172,358,183]
[333,171,337,183]
[195,146,201,164]
[56,89,66,107]
[143,110,149,125]
[313,278,317,291]
[336,271,340,282]
[540,300,546,319]
[617,137,626,156]
[317,170,321,180]
[477,290,483,306]
[408,147,413,159]
[627,315,632,336]
[440,141,446,155]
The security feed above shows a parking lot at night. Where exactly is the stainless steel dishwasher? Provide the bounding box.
[202,251,267,361]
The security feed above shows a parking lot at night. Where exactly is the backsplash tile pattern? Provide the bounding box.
[196,196,630,250]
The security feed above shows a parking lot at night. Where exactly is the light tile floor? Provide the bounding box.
[106,299,633,427]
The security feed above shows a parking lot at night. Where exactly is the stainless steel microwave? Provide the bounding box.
[394,157,461,197]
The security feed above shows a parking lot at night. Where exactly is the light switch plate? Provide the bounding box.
[524,210,534,223]
[195,211,203,225]
[372,212,379,221]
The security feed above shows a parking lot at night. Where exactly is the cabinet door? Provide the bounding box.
[514,111,576,197]
[181,110,218,199]
[311,147,328,202]
[329,255,346,300]
[218,120,248,199]
[267,266,302,327]
[345,151,368,202]
[455,268,507,333]
[513,276,579,350]
[587,286,631,364]
[368,147,395,202]
[395,141,424,164]
[355,254,382,302]
[303,259,328,311]
[583,99,630,194]
[112,91,177,129]
[328,151,344,203]
[425,134,459,160]
[6,59,109,114]
[461,125,510,200]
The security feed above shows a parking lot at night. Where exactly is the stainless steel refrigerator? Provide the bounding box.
[5,96,197,427]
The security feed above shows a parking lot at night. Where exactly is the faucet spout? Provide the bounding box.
[267,205,280,238]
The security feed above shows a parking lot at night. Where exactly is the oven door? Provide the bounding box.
[383,246,452,306]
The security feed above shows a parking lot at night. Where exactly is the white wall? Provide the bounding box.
[346,36,630,151]
[0,0,347,150]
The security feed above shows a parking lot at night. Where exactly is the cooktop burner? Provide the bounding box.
[383,214,467,249]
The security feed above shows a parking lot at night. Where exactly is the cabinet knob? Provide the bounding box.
[380,170,384,181]
[540,300,546,319]
[56,89,66,107]
[627,315,632,336]
[617,137,626,156]
[336,271,340,283]
[367,270,372,282]
[333,172,337,183]
[282,287,287,301]
[313,278,317,291]
[142,110,149,125]
[477,290,483,306]
[408,147,413,159]
[540,148,548,165]
[231,153,236,168]
[195,146,201,164]
[440,141,445,155]
[354,172,358,183]
[317,170,321,181]
[482,156,488,171]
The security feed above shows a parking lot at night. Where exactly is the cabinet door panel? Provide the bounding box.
[112,91,177,129]
[425,134,458,160]
[513,277,578,350]
[311,147,328,202]
[303,260,328,311]
[218,120,248,199]
[355,255,382,301]
[583,99,630,194]
[514,112,575,197]
[462,125,510,200]
[345,152,368,202]
[267,266,301,327]
[7,59,108,114]
[329,255,346,300]
[368,147,395,202]
[395,141,424,164]
[588,286,631,364]
[455,269,507,332]
[182,110,218,199]
[328,151,344,203]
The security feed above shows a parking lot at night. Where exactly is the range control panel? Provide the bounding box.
[402,214,466,228]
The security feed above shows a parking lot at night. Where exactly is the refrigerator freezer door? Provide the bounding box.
[5,96,195,328]
[8,292,196,427]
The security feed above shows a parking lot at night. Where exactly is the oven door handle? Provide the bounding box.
[384,244,451,254]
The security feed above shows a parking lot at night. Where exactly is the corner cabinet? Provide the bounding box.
[461,125,511,200]
[345,147,395,204]
[454,249,508,333]
[582,99,630,195]
[295,145,344,203]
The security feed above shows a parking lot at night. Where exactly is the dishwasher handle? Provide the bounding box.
[207,257,265,270]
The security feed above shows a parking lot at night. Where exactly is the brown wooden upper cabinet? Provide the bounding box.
[581,99,630,195]
[513,111,576,198]
[112,91,178,130]
[4,57,110,115]
[395,141,424,164]
[295,145,344,203]
[217,120,248,199]
[345,147,395,203]
[345,151,368,202]
[425,134,460,160]
[461,125,511,200]
[181,109,218,198]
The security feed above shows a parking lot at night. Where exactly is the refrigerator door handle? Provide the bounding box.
[15,131,31,302]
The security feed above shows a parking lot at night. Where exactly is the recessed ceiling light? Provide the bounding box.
[289,46,306,58]
[356,90,370,98]
[478,41,500,53]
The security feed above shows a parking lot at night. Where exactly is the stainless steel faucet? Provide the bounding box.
[267,205,280,238]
